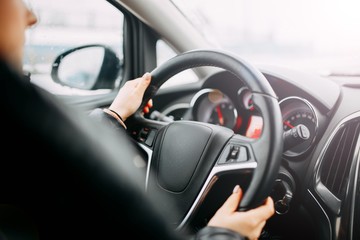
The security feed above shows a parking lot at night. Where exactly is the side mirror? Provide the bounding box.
[51,44,122,90]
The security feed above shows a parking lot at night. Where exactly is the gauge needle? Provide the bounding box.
[216,105,224,126]
[283,121,294,128]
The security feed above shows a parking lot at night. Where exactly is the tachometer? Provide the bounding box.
[191,89,238,130]
[280,97,318,158]
[208,101,237,129]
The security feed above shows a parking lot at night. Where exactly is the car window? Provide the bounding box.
[24,0,124,95]
[172,0,360,76]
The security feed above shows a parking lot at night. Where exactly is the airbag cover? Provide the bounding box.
[157,122,212,192]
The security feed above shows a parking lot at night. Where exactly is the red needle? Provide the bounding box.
[283,121,294,128]
[216,105,224,126]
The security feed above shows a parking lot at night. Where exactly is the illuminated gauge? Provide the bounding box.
[208,101,237,128]
[279,97,318,157]
[191,89,238,130]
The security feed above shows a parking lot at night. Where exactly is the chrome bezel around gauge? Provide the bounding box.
[237,86,254,110]
[279,96,319,158]
[190,88,238,130]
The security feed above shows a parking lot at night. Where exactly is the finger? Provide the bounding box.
[259,197,275,217]
[246,197,275,221]
[143,106,150,114]
[147,99,153,108]
[263,197,275,216]
[136,72,151,93]
[125,77,140,87]
[218,185,243,214]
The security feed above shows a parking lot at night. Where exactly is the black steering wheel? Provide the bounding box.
[1,49,283,238]
[127,49,284,230]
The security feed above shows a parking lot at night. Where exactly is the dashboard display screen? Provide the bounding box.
[246,115,263,139]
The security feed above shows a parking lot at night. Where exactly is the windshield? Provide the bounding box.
[172,0,360,76]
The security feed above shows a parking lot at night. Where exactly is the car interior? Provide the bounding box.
[3,0,359,239]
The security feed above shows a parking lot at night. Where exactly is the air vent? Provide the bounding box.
[320,118,360,200]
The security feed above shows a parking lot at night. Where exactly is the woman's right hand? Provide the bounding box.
[207,185,275,240]
[108,72,152,121]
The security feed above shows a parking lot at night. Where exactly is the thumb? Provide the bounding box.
[219,185,243,214]
[136,72,151,93]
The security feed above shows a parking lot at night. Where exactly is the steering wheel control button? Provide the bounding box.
[228,146,240,160]
[219,144,249,164]
[132,127,156,146]
[238,146,248,161]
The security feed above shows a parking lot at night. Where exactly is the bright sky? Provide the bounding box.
[173,0,360,73]
[175,0,360,52]
[27,0,360,73]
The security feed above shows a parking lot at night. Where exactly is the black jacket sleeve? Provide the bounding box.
[194,226,246,240]
[88,108,125,132]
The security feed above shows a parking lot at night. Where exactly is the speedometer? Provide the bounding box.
[280,97,318,158]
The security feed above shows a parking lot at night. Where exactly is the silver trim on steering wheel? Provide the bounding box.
[177,161,257,229]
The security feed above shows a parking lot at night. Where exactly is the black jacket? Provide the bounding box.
[0,58,244,240]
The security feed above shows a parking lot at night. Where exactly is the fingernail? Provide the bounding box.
[233,185,240,193]
[143,72,151,79]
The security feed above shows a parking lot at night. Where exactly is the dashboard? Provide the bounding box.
[142,65,360,239]
[150,68,329,161]
[157,89,319,158]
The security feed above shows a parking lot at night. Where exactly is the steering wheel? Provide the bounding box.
[127,49,283,230]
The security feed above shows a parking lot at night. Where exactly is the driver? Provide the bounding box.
[0,0,275,239]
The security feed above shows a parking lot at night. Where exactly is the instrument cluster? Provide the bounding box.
[190,88,262,139]
[190,89,319,158]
